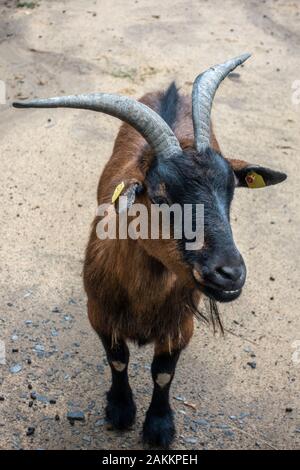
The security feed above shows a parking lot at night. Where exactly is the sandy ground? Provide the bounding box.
[0,0,299,451]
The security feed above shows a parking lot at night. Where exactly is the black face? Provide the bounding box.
[146,147,246,302]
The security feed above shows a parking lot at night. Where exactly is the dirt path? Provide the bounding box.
[0,0,299,450]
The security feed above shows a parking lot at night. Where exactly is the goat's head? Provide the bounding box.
[13,54,287,303]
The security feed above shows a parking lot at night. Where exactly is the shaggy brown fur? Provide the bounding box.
[84,92,199,351]
[83,90,249,351]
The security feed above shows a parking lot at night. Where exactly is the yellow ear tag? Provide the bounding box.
[112,181,125,203]
[245,171,266,189]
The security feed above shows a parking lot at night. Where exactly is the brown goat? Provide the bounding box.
[13,54,286,448]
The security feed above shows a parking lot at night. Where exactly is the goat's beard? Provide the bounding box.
[189,290,224,334]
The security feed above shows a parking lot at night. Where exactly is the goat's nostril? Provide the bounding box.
[216,265,241,282]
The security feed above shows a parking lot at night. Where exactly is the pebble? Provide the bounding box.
[67,411,85,422]
[247,361,257,369]
[26,427,35,436]
[95,419,105,427]
[10,364,22,374]
[52,306,61,313]
[183,436,198,444]
[194,418,209,427]
[175,395,185,402]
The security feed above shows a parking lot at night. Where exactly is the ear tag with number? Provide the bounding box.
[112,181,125,203]
[245,171,266,189]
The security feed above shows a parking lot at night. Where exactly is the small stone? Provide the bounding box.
[194,418,209,426]
[95,419,105,427]
[26,427,35,436]
[10,364,22,374]
[0,396,4,401]
[183,436,198,444]
[52,306,61,313]
[30,392,37,400]
[55,414,60,421]
[247,361,256,369]
[67,411,85,422]
[285,407,293,413]
[28,384,33,390]
[175,395,185,402]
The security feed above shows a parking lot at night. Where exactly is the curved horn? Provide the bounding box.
[192,53,251,152]
[13,93,182,158]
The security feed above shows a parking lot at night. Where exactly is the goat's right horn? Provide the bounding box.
[13,93,182,159]
[192,53,251,152]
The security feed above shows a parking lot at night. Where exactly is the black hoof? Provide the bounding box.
[105,389,136,430]
[143,408,176,448]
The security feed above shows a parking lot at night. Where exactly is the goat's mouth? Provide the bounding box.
[201,284,242,303]
[192,268,244,303]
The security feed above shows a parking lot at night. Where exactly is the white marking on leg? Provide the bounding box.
[156,373,171,388]
[111,361,126,372]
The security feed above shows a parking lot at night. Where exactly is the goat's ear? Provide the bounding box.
[113,180,144,213]
[228,158,287,189]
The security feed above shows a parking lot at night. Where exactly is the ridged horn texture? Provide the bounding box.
[192,53,251,152]
[13,93,182,159]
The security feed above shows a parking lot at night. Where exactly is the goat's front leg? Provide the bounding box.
[100,335,136,430]
[143,342,181,448]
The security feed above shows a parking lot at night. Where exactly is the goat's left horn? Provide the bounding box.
[13,93,182,159]
[192,53,251,152]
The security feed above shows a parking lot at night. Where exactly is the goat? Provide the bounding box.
[13,54,287,448]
